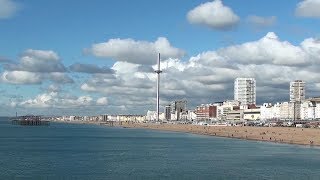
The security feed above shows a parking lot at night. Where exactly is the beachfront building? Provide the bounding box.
[316,104,320,119]
[116,115,147,123]
[234,78,256,105]
[289,80,305,120]
[300,101,315,120]
[146,110,157,121]
[187,110,197,121]
[101,115,108,122]
[243,108,261,120]
[260,103,281,120]
[272,103,281,119]
[307,97,320,119]
[260,103,273,120]
[195,104,217,121]
[217,100,239,120]
[226,109,243,121]
[290,80,305,102]
[107,115,118,121]
[62,116,76,121]
[165,105,171,120]
[170,100,187,121]
[279,102,292,120]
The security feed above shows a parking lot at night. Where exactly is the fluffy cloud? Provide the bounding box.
[187,0,239,30]
[247,15,276,27]
[0,0,19,19]
[86,37,185,64]
[1,71,73,84]
[296,0,320,18]
[217,32,310,66]
[69,63,114,74]
[1,49,72,84]
[96,97,108,105]
[1,71,42,84]
[5,49,66,72]
[18,91,106,109]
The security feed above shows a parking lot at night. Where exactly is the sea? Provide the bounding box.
[1,117,320,180]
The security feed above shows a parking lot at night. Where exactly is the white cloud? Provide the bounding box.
[97,97,108,105]
[86,37,185,64]
[0,0,19,19]
[296,0,320,18]
[187,0,239,30]
[1,71,73,85]
[217,32,309,66]
[18,92,101,109]
[20,92,58,108]
[6,49,66,72]
[1,49,72,84]
[247,15,276,27]
[1,71,42,84]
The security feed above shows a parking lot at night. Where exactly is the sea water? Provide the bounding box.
[0,117,320,179]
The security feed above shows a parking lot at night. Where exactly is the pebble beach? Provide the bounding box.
[120,123,320,146]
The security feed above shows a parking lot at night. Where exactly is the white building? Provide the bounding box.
[260,103,273,120]
[146,110,157,121]
[187,110,197,121]
[260,103,281,120]
[243,108,261,121]
[217,100,239,120]
[279,102,293,120]
[316,103,320,119]
[234,78,256,105]
[290,80,305,102]
[300,101,315,120]
[272,103,281,119]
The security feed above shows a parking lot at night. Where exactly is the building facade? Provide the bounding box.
[234,78,256,105]
[290,80,305,102]
[170,100,187,120]
[165,105,171,120]
[195,104,217,121]
[243,108,261,120]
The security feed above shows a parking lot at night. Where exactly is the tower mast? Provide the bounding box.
[155,53,162,121]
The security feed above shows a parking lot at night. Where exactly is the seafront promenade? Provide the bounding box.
[119,123,320,146]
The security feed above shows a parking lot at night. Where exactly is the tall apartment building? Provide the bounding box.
[164,105,171,120]
[234,78,256,105]
[170,100,187,120]
[290,80,305,102]
[290,80,305,120]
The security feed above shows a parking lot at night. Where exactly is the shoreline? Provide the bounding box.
[54,120,320,147]
[118,122,320,147]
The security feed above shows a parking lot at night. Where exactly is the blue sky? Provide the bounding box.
[1,0,320,116]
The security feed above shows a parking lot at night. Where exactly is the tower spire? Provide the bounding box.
[155,53,162,122]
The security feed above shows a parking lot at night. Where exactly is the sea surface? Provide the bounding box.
[1,117,320,180]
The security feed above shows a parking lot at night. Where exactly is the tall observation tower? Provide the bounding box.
[154,53,162,121]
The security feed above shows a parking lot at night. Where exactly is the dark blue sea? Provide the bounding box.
[1,117,320,179]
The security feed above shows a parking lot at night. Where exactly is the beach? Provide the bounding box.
[120,123,320,146]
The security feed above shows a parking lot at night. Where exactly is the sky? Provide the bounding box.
[1,0,320,116]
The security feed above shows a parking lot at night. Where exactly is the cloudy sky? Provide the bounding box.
[1,0,320,116]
